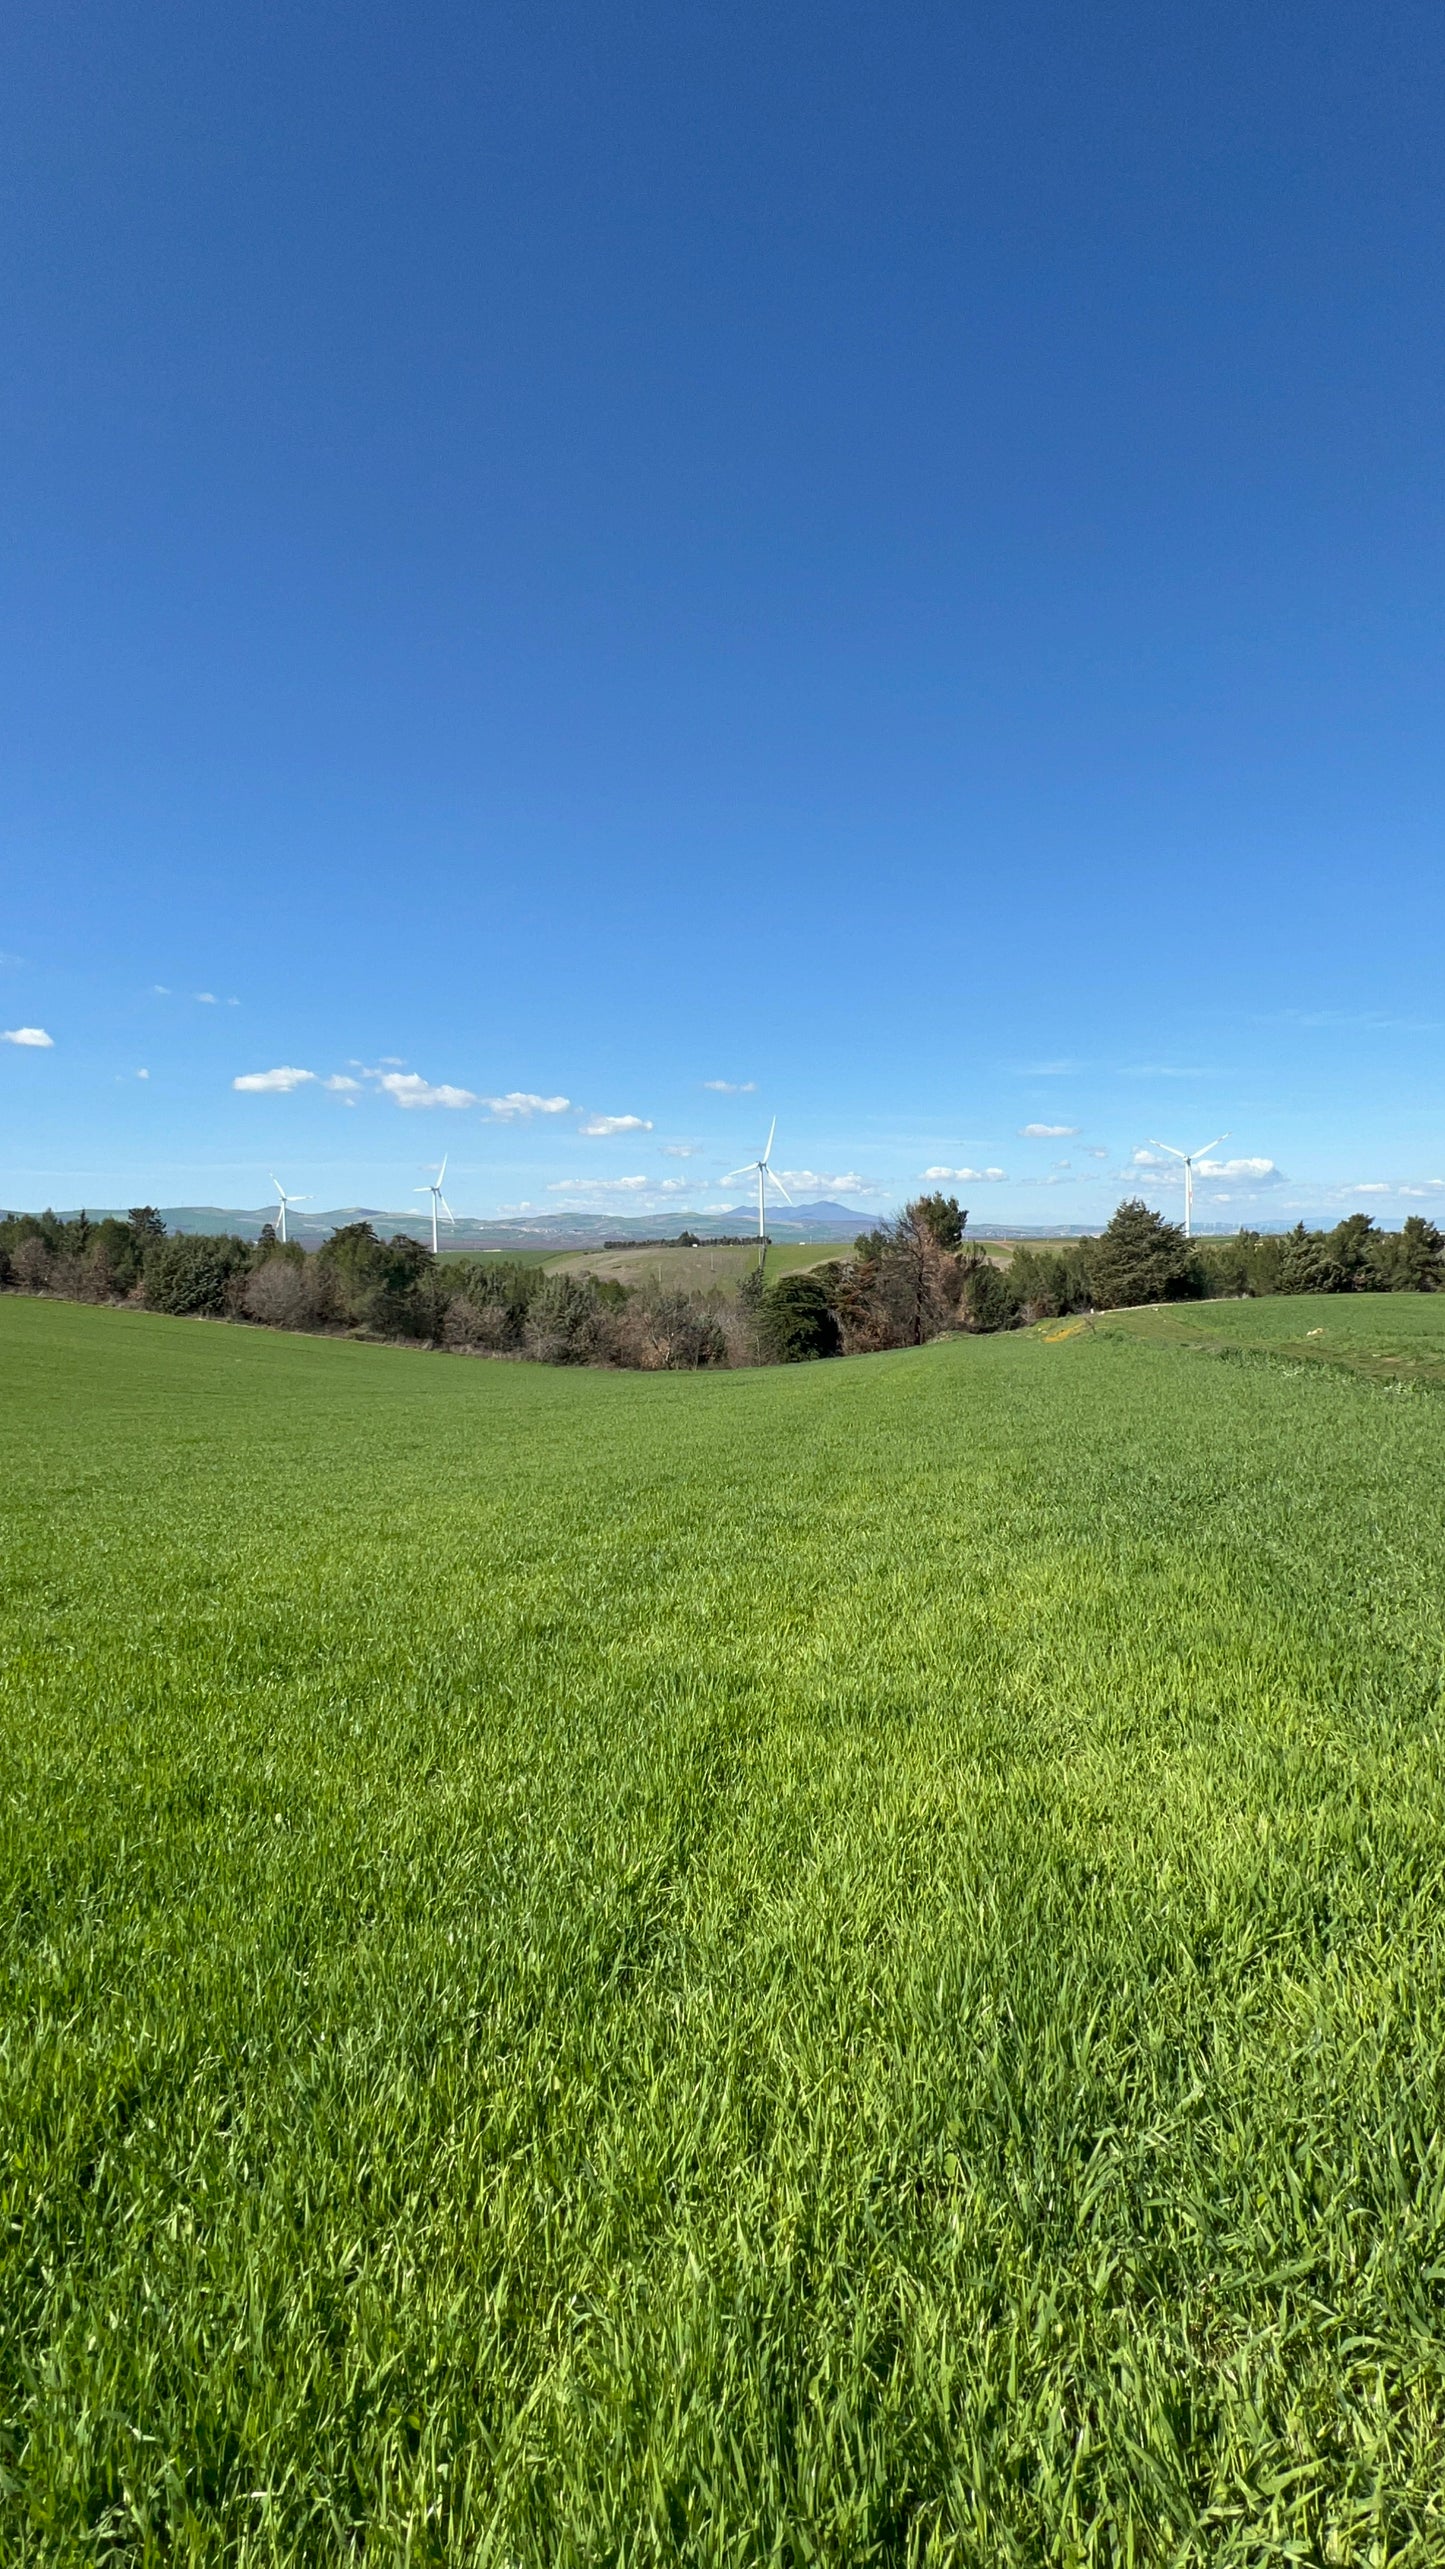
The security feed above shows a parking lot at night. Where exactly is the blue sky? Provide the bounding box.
[2,1,1442,1227]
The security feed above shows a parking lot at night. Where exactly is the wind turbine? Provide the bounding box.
[270,1175,310,1244]
[415,1154,456,1255]
[1146,1133,1228,1239]
[722,1117,794,1265]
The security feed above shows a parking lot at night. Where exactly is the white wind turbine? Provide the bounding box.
[1146,1133,1228,1239]
[270,1175,310,1244]
[415,1154,456,1255]
[722,1117,794,1263]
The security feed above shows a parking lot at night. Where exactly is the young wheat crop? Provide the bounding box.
[2,1296,1444,2562]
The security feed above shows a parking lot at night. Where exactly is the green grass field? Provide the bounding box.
[436,1238,847,1292]
[1098,1289,1445,1391]
[547,1237,849,1294]
[436,1244,559,1271]
[4,1294,1445,2562]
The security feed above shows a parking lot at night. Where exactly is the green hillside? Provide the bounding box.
[435,1238,846,1288]
[547,1236,849,1292]
[3,1296,1445,2560]
[1097,1286,1445,1389]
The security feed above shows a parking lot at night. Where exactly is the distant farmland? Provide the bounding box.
[548,1236,850,1293]
[4,1294,1445,2560]
[444,1235,1017,1294]
[436,1235,859,1293]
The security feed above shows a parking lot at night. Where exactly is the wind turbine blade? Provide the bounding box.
[439,1197,456,1224]
[762,1116,776,1164]
[766,1171,795,1205]
[721,1164,754,1183]
[1147,1139,1186,1162]
[1194,1134,1227,1161]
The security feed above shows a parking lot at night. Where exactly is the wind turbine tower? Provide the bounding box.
[416,1155,457,1255]
[270,1176,310,1244]
[722,1118,794,1268]
[1146,1134,1228,1240]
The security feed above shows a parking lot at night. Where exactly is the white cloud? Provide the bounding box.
[136,1068,149,1080]
[580,1113,653,1136]
[1349,1182,1391,1196]
[1400,1181,1445,1197]
[1139,1148,1283,1191]
[1085,1146,1109,1159]
[1197,1156,1279,1182]
[922,1164,1007,1182]
[772,1169,869,1194]
[1017,1058,1082,1076]
[480,1091,571,1118]
[545,1175,699,1208]
[195,992,217,1004]
[703,1078,757,1093]
[662,1143,700,1158]
[151,983,171,996]
[324,1075,362,1093]
[378,1072,478,1111]
[1021,1122,1078,1138]
[233,1065,316,1093]
[2,1025,54,1047]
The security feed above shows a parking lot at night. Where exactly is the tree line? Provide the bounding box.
[1,1194,1440,1372]
[1003,1200,1445,1317]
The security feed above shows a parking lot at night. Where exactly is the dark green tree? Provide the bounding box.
[962,1260,1017,1332]
[1366,1215,1445,1292]
[314,1223,441,1336]
[142,1233,251,1317]
[761,1273,841,1362]
[1195,1229,1284,1298]
[1325,1213,1377,1288]
[1004,1244,1093,1320]
[81,1216,141,1293]
[523,1272,606,1364]
[1088,1201,1200,1309]
[911,1193,967,1251]
[1278,1224,1345,1294]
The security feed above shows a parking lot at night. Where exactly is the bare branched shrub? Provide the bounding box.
[45,1251,97,1301]
[12,1238,52,1293]
[713,1299,765,1367]
[443,1295,514,1353]
[612,1290,727,1370]
[243,1259,316,1330]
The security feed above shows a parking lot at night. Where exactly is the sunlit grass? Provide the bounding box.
[1100,1288,1445,1388]
[3,1295,1445,2562]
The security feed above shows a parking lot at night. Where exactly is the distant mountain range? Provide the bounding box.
[42,1199,876,1249]
[33,1202,1375,1248]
